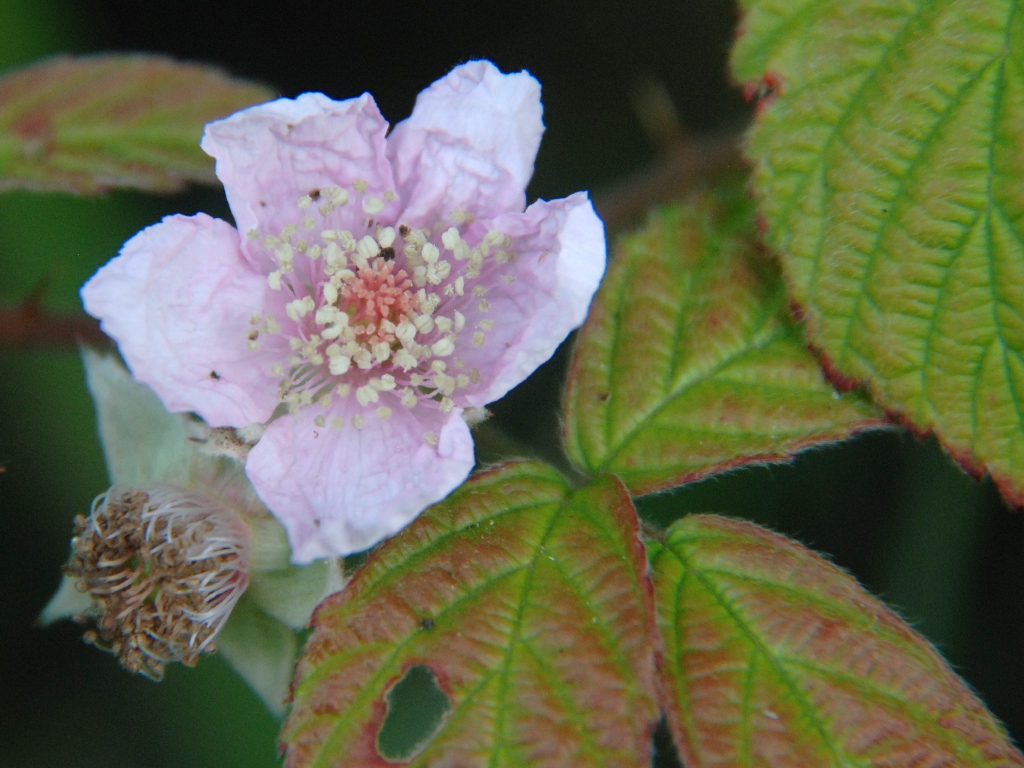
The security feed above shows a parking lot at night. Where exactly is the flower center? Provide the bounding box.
[246,181,516,440]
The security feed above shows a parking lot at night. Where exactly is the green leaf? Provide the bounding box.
[732,0,1024,501]
[649,514,1024,768]
[0,54,273,193]
[563,191,885,495]
[282,462,659,768]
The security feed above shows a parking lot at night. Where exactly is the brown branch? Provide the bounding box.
[592,125,747,236]
[0,303,111,349]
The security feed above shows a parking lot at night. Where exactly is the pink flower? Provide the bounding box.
[82,61,605,563]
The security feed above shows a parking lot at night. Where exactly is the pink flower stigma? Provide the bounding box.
[252,192,512,423]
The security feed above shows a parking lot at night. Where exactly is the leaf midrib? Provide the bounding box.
[484,489,611,768]
[297,490,565,767]
[664,531,1002,767]
[663,535,852,768]
[595,316,786,477]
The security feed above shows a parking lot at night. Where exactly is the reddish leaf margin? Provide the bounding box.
[0,54,273,193]
[563,193,887,496]
[649,514,1024,768]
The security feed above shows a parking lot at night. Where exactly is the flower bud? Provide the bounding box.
[65,483,250,680]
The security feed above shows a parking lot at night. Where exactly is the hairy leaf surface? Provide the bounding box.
[563,193,885,495]
[0,54,272,193]
[650,514,1024,768]
[282,463,659,768]
[733,0,1024,500]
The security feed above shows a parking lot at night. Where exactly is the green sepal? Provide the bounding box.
[217,593,300,718]
[81,346,191,487]
[247,559,347,631]
[38,574,91,627]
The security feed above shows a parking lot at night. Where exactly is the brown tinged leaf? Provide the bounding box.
[0,54,274,194]
[648,514,1024,768]
[563,189,888,496]
[281,462,659,768]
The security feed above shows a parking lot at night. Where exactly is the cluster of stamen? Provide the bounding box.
[64,485,250,680]
[245,180,518,443]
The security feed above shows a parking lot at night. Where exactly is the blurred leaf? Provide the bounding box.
[0,53,273,193]
[283,462,659,768]
[563,192,885,495]
[649,514,1024,768]
[217,592,299,718]
[732,0,1024,503]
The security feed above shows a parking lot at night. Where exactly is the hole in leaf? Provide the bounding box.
[377,664,451,762]
[652,716,683,768]
[343,550,369,576]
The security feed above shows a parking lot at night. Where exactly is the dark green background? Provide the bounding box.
[0,1,1020,766]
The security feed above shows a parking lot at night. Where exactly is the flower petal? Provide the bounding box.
[386,60,543,226]
[245,401,475,563]
[460,193,606,406]
[81,214,282,427]
[201,93,396,251]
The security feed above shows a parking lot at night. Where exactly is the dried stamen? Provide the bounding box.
[65,485,250,680]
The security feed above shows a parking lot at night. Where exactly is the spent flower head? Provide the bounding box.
[43,350,343,707]
[66,484,250,680]
[81,60,606,562]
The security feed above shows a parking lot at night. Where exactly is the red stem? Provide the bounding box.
[0,304,111,349]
